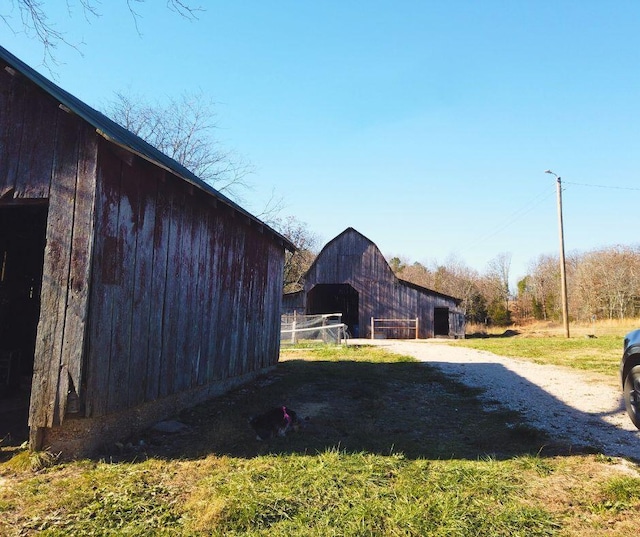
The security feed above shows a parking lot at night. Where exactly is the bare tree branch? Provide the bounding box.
[2,1,204,68]
[104,90,254,201]
[167,0,203,20]
[271,216,320,293]
[254,188,286,226]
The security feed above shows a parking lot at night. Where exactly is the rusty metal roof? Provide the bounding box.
[0,44,295,252]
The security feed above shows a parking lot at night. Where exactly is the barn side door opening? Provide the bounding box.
[307,284,360,337]
[434,307,450,337]
[0,203,48,445]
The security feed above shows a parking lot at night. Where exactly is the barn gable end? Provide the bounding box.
[0,45,293,457]
[285,228,465,339]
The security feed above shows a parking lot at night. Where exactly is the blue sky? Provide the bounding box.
[3,1,640,288]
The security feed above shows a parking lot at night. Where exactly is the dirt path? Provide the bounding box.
[354,339,640,461]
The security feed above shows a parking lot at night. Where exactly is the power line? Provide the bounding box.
[469,179,638,251]
[463,187,555,253]
[564,181,640,191]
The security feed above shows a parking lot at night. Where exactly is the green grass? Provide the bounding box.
[451,335,623,377]
[1,452,566,536]
[1,345,639,536]
[182,452,558,536]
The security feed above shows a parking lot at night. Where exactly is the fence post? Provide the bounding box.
[322,315,327,343]
[291,311,297,344]
[415,317,419,339]
[371,317,375,340]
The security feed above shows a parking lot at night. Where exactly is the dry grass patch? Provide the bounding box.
[522,455,640,536]
[454,319,635,378]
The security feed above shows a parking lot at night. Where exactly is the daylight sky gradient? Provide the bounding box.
[3,1,639,288]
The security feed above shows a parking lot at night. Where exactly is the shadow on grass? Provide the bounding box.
[466,329,521,339]
[107,356,575,463]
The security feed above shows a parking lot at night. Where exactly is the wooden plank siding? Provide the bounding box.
[54,123,98,422]
[300,228,465,339]
[83,143,285,419]
[0,66,56,199]
[15,83,58,199]
[2,49,290,456]
[0,66,28,198]
[29,111,98,429]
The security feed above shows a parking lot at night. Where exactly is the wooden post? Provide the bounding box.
[415,317,419,339]
[556,176,570,338]
[291,311,297,344]
[546,170,570,338]
[371,317,375,340]
[322,315,327,343]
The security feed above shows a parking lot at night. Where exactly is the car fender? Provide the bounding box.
[621,329,640,388]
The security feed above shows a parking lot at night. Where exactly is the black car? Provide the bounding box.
[621,329,640,429]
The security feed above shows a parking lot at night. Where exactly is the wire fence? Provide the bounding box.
[281,313,348,345]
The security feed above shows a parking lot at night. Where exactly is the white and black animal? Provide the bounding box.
[249,406,300,441]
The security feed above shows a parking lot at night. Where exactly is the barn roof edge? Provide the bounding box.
[397,278,463,305]
[304,227,463,304]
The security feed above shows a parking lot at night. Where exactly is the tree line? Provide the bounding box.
[518,245,640,324]
[278,218,640,326]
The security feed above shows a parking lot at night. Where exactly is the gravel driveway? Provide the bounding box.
[355,339,640,461]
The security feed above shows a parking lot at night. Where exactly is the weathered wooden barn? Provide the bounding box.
[283,228,465,339]
[0,45,294,457]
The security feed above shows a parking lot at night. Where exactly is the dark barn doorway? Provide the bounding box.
[307,284,360,337]
[434,307,450,337]
[0,203,48,445]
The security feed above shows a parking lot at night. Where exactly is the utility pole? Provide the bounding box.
[545,170,570,338]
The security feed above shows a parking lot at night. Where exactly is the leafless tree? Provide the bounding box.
[389,254,486,323]
[522,254,561,321]
[486,252,512,294]
[571,246,640,320]
[437,254,480,301]
[272,216,319,294]
[396,260,431,288]
[483,252,512,324]
[103,90,254,200]
[516,245,640,323]
[2,1,203,67]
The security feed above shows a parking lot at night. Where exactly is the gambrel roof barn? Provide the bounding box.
[283,228,465,339]
[0,45,294,457]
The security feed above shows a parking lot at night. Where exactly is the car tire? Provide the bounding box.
[623,365,640,430]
